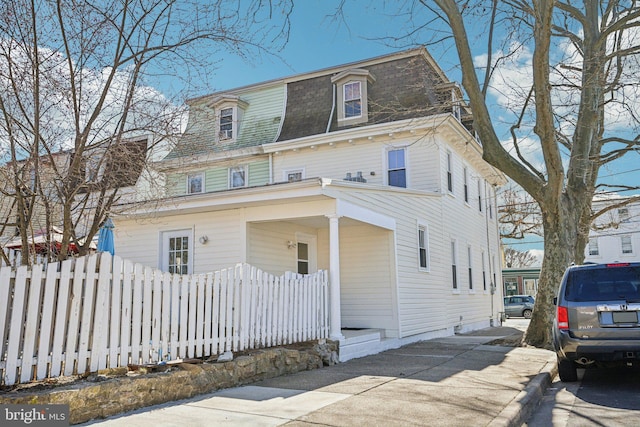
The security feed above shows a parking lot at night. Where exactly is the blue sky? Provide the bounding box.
[205,1,444,92]
[184,1,639,259]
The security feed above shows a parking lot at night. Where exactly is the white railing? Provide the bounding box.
[0,253,329,386]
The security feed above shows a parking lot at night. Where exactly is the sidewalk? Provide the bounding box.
[81,326,556,427]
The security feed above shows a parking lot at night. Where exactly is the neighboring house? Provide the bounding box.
[585,196,640,263]
[502,268,540,297]
[0,135,160,262]
[112,48,507,360]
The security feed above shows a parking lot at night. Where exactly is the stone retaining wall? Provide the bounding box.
[0,340,338,425]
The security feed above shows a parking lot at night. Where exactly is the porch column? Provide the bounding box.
[327,214,344,340]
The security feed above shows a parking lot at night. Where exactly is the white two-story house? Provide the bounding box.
[586,196,640,264]
[112,47,507,359]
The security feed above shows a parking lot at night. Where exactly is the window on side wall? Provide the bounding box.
[446,151,453,193]
[481,251,487,291]
[588,238,599,256]
[477,179,483,212]
[388,148,407,188]
[187,173,204,194]
[451,240,458,290]
[467,246,473,290]
[621,235,633,254]
[463,167,469,203]
[229,166,246,188]
[418,223,430,271]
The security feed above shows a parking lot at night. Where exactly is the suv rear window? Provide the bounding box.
[564,265,640,302]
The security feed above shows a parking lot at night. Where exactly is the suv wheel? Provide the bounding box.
[523,309,532,319]
[558,359,578,382]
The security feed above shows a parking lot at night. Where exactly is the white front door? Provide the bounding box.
[161,230,193,274]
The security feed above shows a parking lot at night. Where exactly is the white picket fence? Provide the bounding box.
[0,253,329,386]
[1,248,48,268]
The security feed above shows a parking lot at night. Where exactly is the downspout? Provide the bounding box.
[326,84,336,133]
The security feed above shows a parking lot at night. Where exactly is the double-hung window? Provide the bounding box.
[446,151,453,193]
[187,173,203,194]
[467,246,473,290]
[477,180,483,212]
[219,108,233,139]
[621,235,633,254]
[463,167,469,203]
[331,69,375,126]
[344,82,362,118]
[481,251,487,291]
[418,224,429,271]
[229,166,246,188]
[451,240,458,290]
[388,148,407,188]
[588,238,599,256]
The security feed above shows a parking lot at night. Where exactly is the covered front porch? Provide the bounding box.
[243,195,399,358]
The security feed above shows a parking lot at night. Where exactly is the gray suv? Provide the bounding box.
[503,295,535,319]
[553,262,640,382]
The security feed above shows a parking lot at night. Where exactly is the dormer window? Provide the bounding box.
[331,68,375,126]
[207,95,248,143]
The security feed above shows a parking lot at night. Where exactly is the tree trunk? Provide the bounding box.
[524,194,579,348]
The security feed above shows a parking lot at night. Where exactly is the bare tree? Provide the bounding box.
[428,1,640,347]
[504,247,539,269]
[0,0,293,265]
[498,184,542,240]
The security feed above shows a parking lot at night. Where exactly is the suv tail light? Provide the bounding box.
[557,306,569,330]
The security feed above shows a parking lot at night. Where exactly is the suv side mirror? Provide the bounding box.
[553,296,558,305]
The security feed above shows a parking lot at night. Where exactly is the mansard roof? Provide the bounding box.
[162,47,470,161]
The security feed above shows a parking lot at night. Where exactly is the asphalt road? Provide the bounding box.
[524,365,640,427]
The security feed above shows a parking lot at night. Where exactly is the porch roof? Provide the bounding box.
[113,178,433,229]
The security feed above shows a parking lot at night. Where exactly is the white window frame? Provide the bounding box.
[481,250,487,291]
[618,208,630,223]
[295,232,317,274]
[229,166,247,188]
[283,168,305,182]
[452,88,461,120]
[463,167,469,203]
[331,68,375,126]
[343,81,362,119]
[588,237,600,256]
[160,229,193,274]
[187,172,204,194]
[418,222,430,272]
[621,235,633,255]
[446,151,454,194]
[477,179,483,212]
[467,245,474,291]
[219,107,234,140]
[387,146,408,188]
[451,239,458,291]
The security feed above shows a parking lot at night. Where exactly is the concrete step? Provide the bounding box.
[339,329,384,362]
